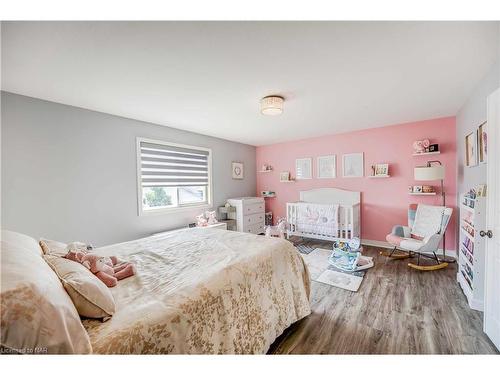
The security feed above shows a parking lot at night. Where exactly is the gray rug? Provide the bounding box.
[295,243,316,254]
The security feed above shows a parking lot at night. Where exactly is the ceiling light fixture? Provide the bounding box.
[260,95,284,116]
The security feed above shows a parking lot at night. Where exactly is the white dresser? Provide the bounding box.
[226,197,265,235]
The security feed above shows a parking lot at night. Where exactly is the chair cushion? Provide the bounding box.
[386,234,424,252]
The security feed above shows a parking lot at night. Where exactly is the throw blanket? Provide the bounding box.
[411,204,445,239]
[296,203,339,236]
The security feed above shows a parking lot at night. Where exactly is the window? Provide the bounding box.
[137,138,212,214]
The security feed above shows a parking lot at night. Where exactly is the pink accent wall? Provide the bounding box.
[256,117,457,250]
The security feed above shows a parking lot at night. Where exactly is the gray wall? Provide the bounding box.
[1,92,256,246]
[456,61,499,195]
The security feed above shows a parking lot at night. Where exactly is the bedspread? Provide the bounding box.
[83,228,311,354]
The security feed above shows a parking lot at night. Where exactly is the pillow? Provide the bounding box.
[2,230,42,256]
[44,255,115,320]
[1,231,92,354]
[39,238,68,256]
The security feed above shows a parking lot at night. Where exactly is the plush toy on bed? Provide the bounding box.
[205,210,218,225]
[65,243,135,288]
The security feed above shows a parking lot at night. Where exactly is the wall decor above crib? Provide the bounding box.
[317,155,336,179]
[342,153,364,178]
[296,158,312,179]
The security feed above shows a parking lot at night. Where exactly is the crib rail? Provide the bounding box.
[287,202,360,242]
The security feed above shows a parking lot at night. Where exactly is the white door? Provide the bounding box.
[484,88,500,350]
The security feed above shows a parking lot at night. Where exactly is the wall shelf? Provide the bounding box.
[258,170,273,173]
[280,180,295,183]
[408,192,436,196]
[412,151,441,156]
[368,175,390,178]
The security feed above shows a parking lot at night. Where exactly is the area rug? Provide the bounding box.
[300,248,365,292]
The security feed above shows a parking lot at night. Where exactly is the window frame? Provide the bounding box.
[136,137,213,216]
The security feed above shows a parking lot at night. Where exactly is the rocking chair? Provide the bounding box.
[382,204,453,271]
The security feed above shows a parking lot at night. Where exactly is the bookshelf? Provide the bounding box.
[457,193,486,311]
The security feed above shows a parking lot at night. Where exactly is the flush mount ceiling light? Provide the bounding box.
[260,95,284,116]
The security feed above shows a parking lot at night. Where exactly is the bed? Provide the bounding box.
[1,228,311,354]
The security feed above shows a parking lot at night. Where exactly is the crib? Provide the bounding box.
[287,188,360,241]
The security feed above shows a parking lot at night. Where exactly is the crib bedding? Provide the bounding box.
[296,203,339,236]
[82,228,311,354]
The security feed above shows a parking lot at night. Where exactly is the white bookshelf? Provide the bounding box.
[457,194,486,311]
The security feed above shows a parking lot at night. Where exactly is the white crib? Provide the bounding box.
[287,188,360,241]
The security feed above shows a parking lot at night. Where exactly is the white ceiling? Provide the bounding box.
[2,21,499,146]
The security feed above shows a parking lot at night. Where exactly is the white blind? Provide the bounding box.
[139,141,210,188]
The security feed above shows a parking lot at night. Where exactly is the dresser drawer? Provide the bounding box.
[244,212,265,226]
[243,222,265,235]
[243,202,265,215]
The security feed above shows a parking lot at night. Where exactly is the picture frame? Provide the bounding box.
[231,162,244,179]
[465,131,478,167]
[296,158,312,179]
[279,171,291,182]
[342,153,364,178]
[317,155,336,179]
[478,121,487,164]
[373,163,389,176]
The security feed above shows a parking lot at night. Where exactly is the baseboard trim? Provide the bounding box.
[361,239,457,259]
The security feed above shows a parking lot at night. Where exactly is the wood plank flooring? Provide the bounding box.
[268,240,498,354]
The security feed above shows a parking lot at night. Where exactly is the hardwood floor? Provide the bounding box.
[269,240,498,354]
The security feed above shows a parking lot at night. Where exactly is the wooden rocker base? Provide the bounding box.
[407,262,448,271]
[379,250,411,259]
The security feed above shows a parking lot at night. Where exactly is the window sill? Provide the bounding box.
[139,203,212,216]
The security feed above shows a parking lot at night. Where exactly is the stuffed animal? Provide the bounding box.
[65,245,135,288]
[265,218,287,239]
[205,210,218,225]
[196,213,208,227]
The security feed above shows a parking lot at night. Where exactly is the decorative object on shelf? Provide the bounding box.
[205,211,218,225]
[224,202,231,209]
[342,153,364,178]
[428,144,439,153]
[371,163,389,177]
[465,131,478,167]
[260,95,284,116]
[261,191,276,198]
[478,121,487,164]
[231,161,244,179]
[317,155,336,179]
[296,158,312,179]
[265,217,287,239]
[422,185,435,193]
[414,160,453,263]
[280,171,292,182]
[196,213,208,227]
[412,139,441,155]
[477,184,487,197]
[413,185,423,193]
[260,164,273,172]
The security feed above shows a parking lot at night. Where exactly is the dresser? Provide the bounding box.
[226,197,265,235]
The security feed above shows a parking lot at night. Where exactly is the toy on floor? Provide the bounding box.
[265,217,287,239]
[65,244,135,288]
[328,248,374,272]
[332,237,361,253]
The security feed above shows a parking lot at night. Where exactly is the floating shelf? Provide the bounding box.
[262,195,276,198]
[408,192,437,196]
[258,170,273,173]
[368,175,390,178]
[280,180,296,183]
[412,151,441,156]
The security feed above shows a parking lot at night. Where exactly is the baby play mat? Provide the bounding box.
[300,248,368,292]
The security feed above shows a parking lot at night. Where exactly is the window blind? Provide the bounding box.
[139,141,210,188]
